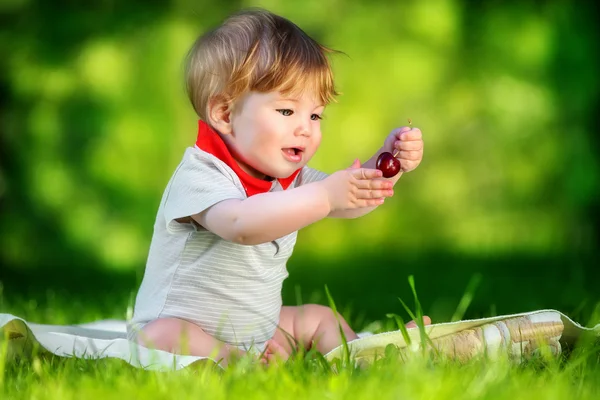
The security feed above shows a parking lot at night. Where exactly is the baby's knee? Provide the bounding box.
[137,318,188,352]
[302,304,340,322]
[301,304,355,335]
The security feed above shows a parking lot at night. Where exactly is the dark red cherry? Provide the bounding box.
[376,152,401,178]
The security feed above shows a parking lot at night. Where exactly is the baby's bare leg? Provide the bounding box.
[271,306,433,357]
[136,317,243,367]
[272,305,359,356]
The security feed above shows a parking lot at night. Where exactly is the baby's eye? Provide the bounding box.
[276,109,293,116]
[311,114,322,121]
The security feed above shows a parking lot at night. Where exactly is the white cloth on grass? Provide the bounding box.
[0,313,371,371]
[2,310,599,371]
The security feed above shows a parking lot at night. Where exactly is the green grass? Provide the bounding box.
[2,336,600,400]
[2,278,600,400]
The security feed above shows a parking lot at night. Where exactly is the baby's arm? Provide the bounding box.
[193,167,391,245]
[195,181,330,245]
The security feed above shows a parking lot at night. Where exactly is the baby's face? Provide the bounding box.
[227,90,324,180]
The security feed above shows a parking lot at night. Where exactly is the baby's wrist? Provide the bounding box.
[315,179,335,214]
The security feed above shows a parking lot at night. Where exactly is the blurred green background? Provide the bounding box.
[1,0,599,329]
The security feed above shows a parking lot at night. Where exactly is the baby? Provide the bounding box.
[127,8,427,367]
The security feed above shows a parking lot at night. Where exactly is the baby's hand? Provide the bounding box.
[383,125,424,173]
[320,162,394,212]
[260,339,290,366]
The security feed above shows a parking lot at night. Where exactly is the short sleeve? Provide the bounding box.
[295,166,329,186]
[162,149,246,232]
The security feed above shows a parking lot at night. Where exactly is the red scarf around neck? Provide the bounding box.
[195,120,301,197]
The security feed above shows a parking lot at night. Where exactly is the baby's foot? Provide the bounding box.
[261,339,290,366]
[405,315,432,328]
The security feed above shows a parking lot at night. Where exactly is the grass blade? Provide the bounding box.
[451,273,482,322]
[397,297,417,322]
[324,285,351,367]
[407,276,428,353]
[386,313,412,346]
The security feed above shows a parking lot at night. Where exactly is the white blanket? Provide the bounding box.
[0,314,213,371]
[325,309,600,364]
[2,310,598,370]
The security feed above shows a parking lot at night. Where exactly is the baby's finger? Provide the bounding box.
[400,128,422,141]
[352,168,383,180]
[358,198,386,207]
[394,140,423,151]
[348,198,386,208]
[355,178,393,190]
[355,188,394,199]
[400,160,419,172]
[393,126,412,139]
[396,150,422,161]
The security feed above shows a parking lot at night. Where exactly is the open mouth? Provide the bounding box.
[282,147,304,162]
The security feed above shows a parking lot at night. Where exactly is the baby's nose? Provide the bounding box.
[295,124,311,137]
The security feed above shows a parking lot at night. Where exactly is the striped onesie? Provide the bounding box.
[128,122,327,353]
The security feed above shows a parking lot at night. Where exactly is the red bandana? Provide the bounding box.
[195,120,301,197]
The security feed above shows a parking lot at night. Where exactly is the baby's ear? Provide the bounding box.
[207,95,233,135]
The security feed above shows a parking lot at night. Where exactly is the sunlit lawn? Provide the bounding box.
[3,348,600,400]
[2,288,600,400]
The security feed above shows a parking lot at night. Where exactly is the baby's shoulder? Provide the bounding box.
[174,146,240,182]
[179,146,223,168]
[160,147,245,205]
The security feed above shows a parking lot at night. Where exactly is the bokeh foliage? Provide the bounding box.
[1,0,599,323]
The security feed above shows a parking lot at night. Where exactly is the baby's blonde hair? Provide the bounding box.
[184,8,340,120]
